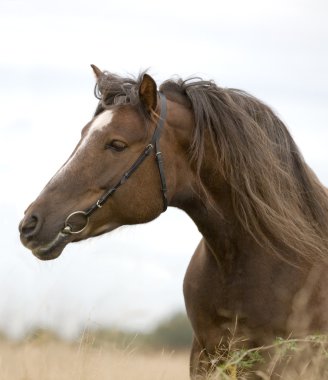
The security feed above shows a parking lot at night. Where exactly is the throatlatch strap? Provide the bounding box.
[155,93,168,211]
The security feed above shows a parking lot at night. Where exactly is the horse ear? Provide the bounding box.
[90,64,103,80]
[139,73,157,113]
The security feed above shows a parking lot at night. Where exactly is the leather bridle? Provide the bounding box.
[62,93,168,235]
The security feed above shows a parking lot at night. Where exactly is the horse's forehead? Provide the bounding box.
[89,110,114,134]
[77,110,115,150]
[87,107,140,136]
[83,107,145,146]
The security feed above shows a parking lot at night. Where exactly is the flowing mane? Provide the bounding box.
[95,71,328,263]
[163,78,328,263]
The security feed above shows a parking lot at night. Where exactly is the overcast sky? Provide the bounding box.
[0,0,327,339]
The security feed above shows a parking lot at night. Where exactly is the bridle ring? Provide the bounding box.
[62,211,89,235]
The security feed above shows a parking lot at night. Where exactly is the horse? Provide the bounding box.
[19,65,328,378]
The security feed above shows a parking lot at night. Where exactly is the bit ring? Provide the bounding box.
[62,211,89,235]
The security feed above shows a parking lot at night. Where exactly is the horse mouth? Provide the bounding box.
[30,232,71,261]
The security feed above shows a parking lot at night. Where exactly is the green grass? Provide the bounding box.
[204,335,328,379]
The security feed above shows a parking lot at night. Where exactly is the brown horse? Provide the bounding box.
[19,66,328,378]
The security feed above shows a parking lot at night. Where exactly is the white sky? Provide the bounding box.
[0,0,327,339]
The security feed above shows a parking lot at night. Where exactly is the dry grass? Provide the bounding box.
[0,338,189,380]
[1,332,328,380]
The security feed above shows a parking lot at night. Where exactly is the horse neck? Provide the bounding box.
[165,101,245,256]
[172,151,246,257]
[173,149,313,275]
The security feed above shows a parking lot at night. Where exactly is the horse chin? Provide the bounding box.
[29,223,118,260]
[31,232,70,261]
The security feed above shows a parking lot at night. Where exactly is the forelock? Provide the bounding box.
[95,71,146,108]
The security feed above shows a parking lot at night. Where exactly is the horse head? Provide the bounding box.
[19,66,193,260]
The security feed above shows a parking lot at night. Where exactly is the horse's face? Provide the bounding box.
[19,70,170,260]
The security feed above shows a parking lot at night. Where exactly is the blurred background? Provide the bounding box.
[0,0,327,346]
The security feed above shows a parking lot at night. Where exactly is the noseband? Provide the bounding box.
[62,93,168,235]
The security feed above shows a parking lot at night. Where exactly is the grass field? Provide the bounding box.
[0,339,189,380]
[1,325,328,380]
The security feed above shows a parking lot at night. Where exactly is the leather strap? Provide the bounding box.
[154,93,168,211]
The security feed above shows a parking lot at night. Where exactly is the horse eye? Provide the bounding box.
[105,140,127,152]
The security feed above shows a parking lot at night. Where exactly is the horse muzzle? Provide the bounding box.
[19,213,71,260]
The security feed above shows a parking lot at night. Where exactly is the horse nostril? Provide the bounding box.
[20,214,41,238]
